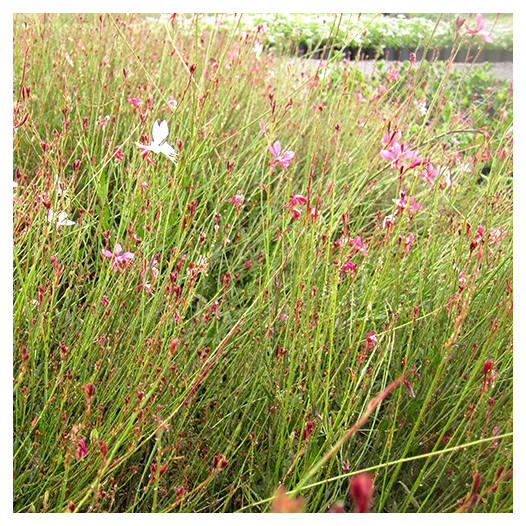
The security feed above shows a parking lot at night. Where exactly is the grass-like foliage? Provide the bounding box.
[13,13,512,513]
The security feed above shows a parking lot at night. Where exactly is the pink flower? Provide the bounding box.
[227,193,244,215]
[113,148,124,162]
[290,208,302,221]
[383,131,399,144]
[409,196,423,212]
[283,194,307,221]
[482,360,497,390]
[383,214,395,229]
[127,97,142,109]
[473,226,485,245]
[283,194,307,209]
[380,141,403,162]
[465,13,493,43]
[386,68,401,82]
[166,96,177,112]
[75,439,88,460]
[356,91,367,103]
[268,141,295,170]
[406,150,424,169]
[227,193,245,206]
[394,193,423,214]
[365,330,378,349]
[393,192,408,212]
[137,257,159,293]
[97,115,110,126]
[418,162,439,185]
[489,227,507,245]
[402,233,416,255]
[102,243,135,271]
[341,259,357,275]
[380,141,419,169]
[350,235,368,256]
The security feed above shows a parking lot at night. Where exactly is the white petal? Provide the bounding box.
[152,120,169,145]
[52,211,76,227]
[54,174,64,195]
[159,141,176,159]
[58,219,76,227]
[136,142,154,152]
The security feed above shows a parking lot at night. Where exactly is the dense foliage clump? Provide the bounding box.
[13,13,512,513]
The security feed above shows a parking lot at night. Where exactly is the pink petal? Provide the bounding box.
[101,249,113,258]
[480,32,493,43]
[281,151,295,161]
[292,194,307,204]
[269,141,281,157]
[114,244,122,256]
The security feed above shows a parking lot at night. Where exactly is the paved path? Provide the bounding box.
[297,59,513,82]
[351,60,513,82]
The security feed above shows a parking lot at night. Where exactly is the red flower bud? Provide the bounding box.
[349,473,374,513]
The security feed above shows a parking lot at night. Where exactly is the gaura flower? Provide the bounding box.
[418,162,439,185]
[386,68,401,82]
[47,209,76,227]
[268,141,295,170]
[102,243,135,271]
[97,115,110,126]
[283,194,307,209]
[136,120,177,163]
[349,235,368,256]
[54,174,66,196]
[283,194,307,221]
[380,141,421,169]
[127,97,142,109]
[227,193,245,216]
[465,13,493,43]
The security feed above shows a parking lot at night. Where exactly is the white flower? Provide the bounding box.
[54,175,63,194]
[253,43,263,59]
[47,209,76,227]
[136,120,177,163]
[458,163,472,174]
